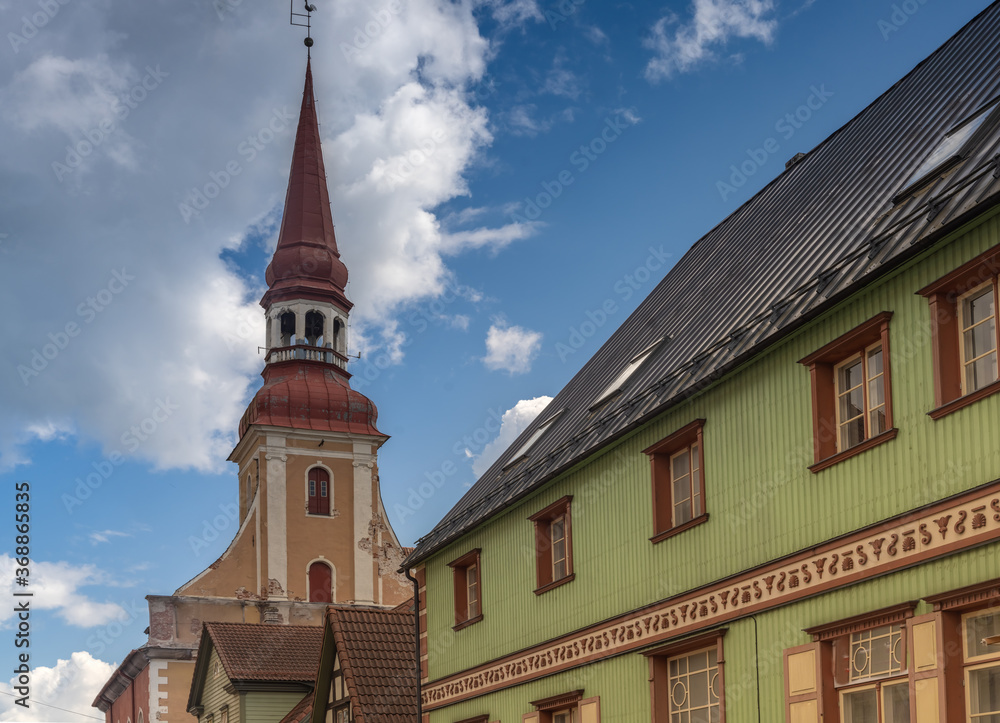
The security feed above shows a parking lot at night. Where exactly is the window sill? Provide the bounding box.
[808,428,898,473]
[452,614,483,632]
[650,514,709,545]
[534,573,576,596]
[928,379,1000,420]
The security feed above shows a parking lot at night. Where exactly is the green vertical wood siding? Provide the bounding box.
[198,648,240,723]
[422,212,1000,716]
[243,692,307,723]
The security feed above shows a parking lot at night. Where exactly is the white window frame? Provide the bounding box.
[958,281,998,395]
[833,342,886,453]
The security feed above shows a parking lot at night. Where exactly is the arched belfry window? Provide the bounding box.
[279,311,296,346]
[333,318,343,352]
[308,467,330,516]
[308,561,333,603]
[305,311,325,347]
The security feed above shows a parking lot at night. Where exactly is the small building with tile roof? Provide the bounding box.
[187,622,324,723]
[309,605,418,723]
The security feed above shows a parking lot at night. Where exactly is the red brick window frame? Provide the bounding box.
[644,420,707,544]
[528,496,574,595]
[918,245,1000,419]
[644,629,726,723]
[448,549,483,631]
[798,312,897,472]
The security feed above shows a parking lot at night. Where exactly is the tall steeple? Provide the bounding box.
[263,58,351,313]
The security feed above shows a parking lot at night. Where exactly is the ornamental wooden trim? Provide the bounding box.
[803,601,917,641]
[529,690,583,710]
[925,577,1000,610]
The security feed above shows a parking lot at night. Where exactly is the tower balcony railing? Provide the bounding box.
[266,344,349,371]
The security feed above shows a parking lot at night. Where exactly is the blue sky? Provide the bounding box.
[0,0,992,719]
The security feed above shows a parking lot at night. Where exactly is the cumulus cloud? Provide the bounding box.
[482,318,543,374]
[644,0,777,81]
[484,0,544,27]
[471,396,553,476]
[0,555,127,628]
[0,651,114,722]
[0,0,541,472]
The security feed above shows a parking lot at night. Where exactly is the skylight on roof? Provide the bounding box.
[590,339,663,410]
[503,412,561,469]
[896,100,998,200]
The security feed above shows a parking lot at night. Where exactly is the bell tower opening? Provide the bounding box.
[305,310,325,346]
[279,311,296,346]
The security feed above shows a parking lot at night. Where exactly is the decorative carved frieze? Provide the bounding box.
[422,481,1000,710]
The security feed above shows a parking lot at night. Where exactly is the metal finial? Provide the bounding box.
[290,0,316,50]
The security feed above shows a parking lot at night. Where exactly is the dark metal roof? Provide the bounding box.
[405,1,1000,568]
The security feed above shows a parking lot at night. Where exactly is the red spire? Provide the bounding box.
[263,59,351,311]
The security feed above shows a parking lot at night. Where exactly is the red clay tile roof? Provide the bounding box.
[205,622,323,683]
[328,606,417,722]
[279,693,313,723]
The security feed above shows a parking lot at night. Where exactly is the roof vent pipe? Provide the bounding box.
[785,152,807,170]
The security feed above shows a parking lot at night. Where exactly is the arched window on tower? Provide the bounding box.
[307,467,330,516]
[308,561,333,603]
[305,311,325,347]
[333,318,343,353]
[279,311,296,346]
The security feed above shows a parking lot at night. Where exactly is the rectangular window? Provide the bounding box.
[644,420,707,543]
[529,496,574,594]
[963,610,1000,722]
[448,549,483,630]
[647,630,725,723]
[668,648,721,720]
[834,343,886,452]
[551,516,567,580]
[590,338,663,410]
[918,245,1000,418]
[669,443,701,526]
[795,604,916,723]
[467,563,480,619]
[959,283,998,394]
[799,312,896,471]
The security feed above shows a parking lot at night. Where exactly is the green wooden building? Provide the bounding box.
[186,623,322,723]
[402,5,1000,722]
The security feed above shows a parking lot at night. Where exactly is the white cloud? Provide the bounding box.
[0,555,127,628]
[484,0,544,27]
[0,651,114,722]
[644,0,777,81]
[543,65,582,100]
[471,395,553,476]
[482,318,543,374]
[505,104,551,136]
[89,530,131,545]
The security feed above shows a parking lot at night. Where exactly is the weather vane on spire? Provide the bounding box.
[290,0,318,51]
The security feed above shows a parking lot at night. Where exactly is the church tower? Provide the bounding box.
[173,57,409,611]
[94,54,410,723]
